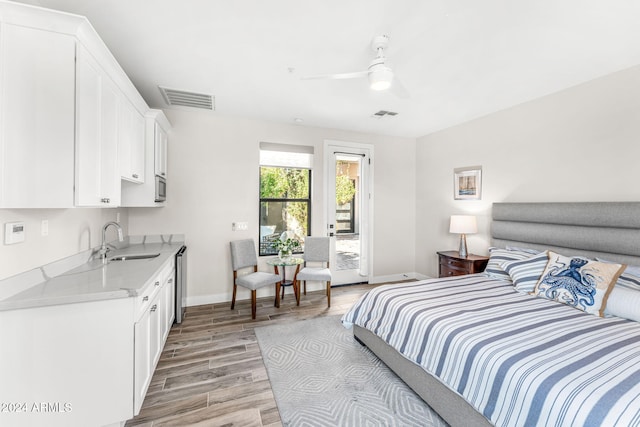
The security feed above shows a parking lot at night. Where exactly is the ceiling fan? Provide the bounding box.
[302,35,409,98]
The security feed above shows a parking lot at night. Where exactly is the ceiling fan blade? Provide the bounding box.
[391,76,410,99]
[301,70,368,80]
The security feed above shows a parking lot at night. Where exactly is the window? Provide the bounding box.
[259,143,312,256]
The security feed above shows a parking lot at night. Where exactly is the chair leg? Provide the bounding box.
[327,281,331,308]
[303,280,307,295]
[274,282,281,308]
[251,290,257,319]
[231,284,237,310]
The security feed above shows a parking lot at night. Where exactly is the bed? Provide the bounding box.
[342,202,640,427]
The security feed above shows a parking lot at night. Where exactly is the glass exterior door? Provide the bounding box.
[325,143,371,285]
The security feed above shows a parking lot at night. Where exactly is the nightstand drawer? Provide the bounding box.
[440,265,467,277]
[440,257,468,270]
[437,251,489,278]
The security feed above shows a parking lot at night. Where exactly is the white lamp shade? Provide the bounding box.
[449,215,477,234]
[369,65,393,90]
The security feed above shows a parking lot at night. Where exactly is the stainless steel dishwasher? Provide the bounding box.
[175,245,187,323]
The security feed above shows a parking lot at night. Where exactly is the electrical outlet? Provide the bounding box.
[41,220,49,236]
[232,222,248,231]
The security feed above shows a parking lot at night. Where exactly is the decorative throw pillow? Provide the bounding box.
[501,251,549,293]
[617,271,640,292]
[605,287,640,322]
[484,247,533,283]
[532,251,626,316]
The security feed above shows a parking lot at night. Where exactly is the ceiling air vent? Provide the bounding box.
[158,86,214,110]
[372,110,398,118]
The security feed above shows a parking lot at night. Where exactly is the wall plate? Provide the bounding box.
[5,222,25,244]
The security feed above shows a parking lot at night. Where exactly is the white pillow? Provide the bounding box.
[605,287,640,322]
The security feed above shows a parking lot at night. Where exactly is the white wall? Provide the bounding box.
[415,65,640,277]
[0,208,127,280]
[128,110,416,305]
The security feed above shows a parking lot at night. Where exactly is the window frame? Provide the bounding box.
[258,166,311,257]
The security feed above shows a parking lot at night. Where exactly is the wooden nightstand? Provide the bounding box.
[437,251,489,278]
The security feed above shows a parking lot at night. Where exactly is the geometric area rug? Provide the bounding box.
[255,315,448,427]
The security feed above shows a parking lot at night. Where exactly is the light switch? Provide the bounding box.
[232,222,248,231]
[41,220,49,236]
[5,222,25,244]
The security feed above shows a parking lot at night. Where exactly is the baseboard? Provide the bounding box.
[369,272,430,284]
[185,272,432,307]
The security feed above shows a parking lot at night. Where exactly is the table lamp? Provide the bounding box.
[449,215,477,258]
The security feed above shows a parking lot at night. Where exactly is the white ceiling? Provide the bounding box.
[21,0,640,138]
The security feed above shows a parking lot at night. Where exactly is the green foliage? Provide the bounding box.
[260,167,310,237]
[273,236,301,252]
[335,174,356,206]
[260,167,309,198]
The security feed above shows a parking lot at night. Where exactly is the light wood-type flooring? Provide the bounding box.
[125,283,379,426]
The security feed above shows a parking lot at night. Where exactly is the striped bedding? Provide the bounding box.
[342,275,640,427]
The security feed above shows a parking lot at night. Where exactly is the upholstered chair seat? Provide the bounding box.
[230,239,282,319]
[296,237,332,307]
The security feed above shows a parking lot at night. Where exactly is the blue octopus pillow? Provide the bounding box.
[532,251,626,317]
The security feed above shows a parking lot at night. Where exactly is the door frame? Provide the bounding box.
[323,140,374,284]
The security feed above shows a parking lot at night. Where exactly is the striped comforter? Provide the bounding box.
[342,275,640,427]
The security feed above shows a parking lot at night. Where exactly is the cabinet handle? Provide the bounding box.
[155,281,160,286]
[160,172,165,176]
[101,198,110,203]
[150,304,157,312]
[168,278,173,284]
[143,296,149,301]
[132,174,139,179]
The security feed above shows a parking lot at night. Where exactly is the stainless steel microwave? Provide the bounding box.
[155,175,166,202]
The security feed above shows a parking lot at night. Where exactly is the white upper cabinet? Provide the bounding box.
[75,44,121,207]
[119,97,145,184]
[0,23,76,208]
[155,122,168,178]
[0,1,160,208]
[121,109,171,207]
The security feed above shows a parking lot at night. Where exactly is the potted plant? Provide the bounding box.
[273,231,301,262]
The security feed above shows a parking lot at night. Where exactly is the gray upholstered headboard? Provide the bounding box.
[491,202,640,266]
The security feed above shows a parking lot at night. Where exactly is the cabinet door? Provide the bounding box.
[154,123,168,178]
[0,24,75,208]
[119,98,145,183]
[75,44,121,207]
[134,293,161,414]
[160,273,175,341]
[134,306,151,414]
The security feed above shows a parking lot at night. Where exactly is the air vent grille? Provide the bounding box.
[372,110,398,118]
[158,86,214,110]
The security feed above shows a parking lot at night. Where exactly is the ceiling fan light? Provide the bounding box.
[369,67,393,91]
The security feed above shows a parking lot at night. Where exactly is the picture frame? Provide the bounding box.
[454,166,482,200]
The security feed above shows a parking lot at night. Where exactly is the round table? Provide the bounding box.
[267,257,304,305]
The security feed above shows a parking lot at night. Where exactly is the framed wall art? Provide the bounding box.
[454,166,482,200]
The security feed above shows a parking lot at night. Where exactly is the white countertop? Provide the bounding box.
[0,236,184,312]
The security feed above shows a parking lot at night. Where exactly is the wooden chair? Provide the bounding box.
[230,239,282,319]
[296,237,332,307]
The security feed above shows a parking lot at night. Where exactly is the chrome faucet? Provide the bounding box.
[99,221,124,261]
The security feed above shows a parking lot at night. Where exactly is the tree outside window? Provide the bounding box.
[259,167,310,256]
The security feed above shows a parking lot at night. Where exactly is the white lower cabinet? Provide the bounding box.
[0,256,177,427]
[133,259,175,414]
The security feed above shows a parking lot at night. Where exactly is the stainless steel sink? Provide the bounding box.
[109,253,160,261]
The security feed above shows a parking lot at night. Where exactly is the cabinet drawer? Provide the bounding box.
[440,257,469,270]
[135,275,162,319]
[440,265,467,277]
